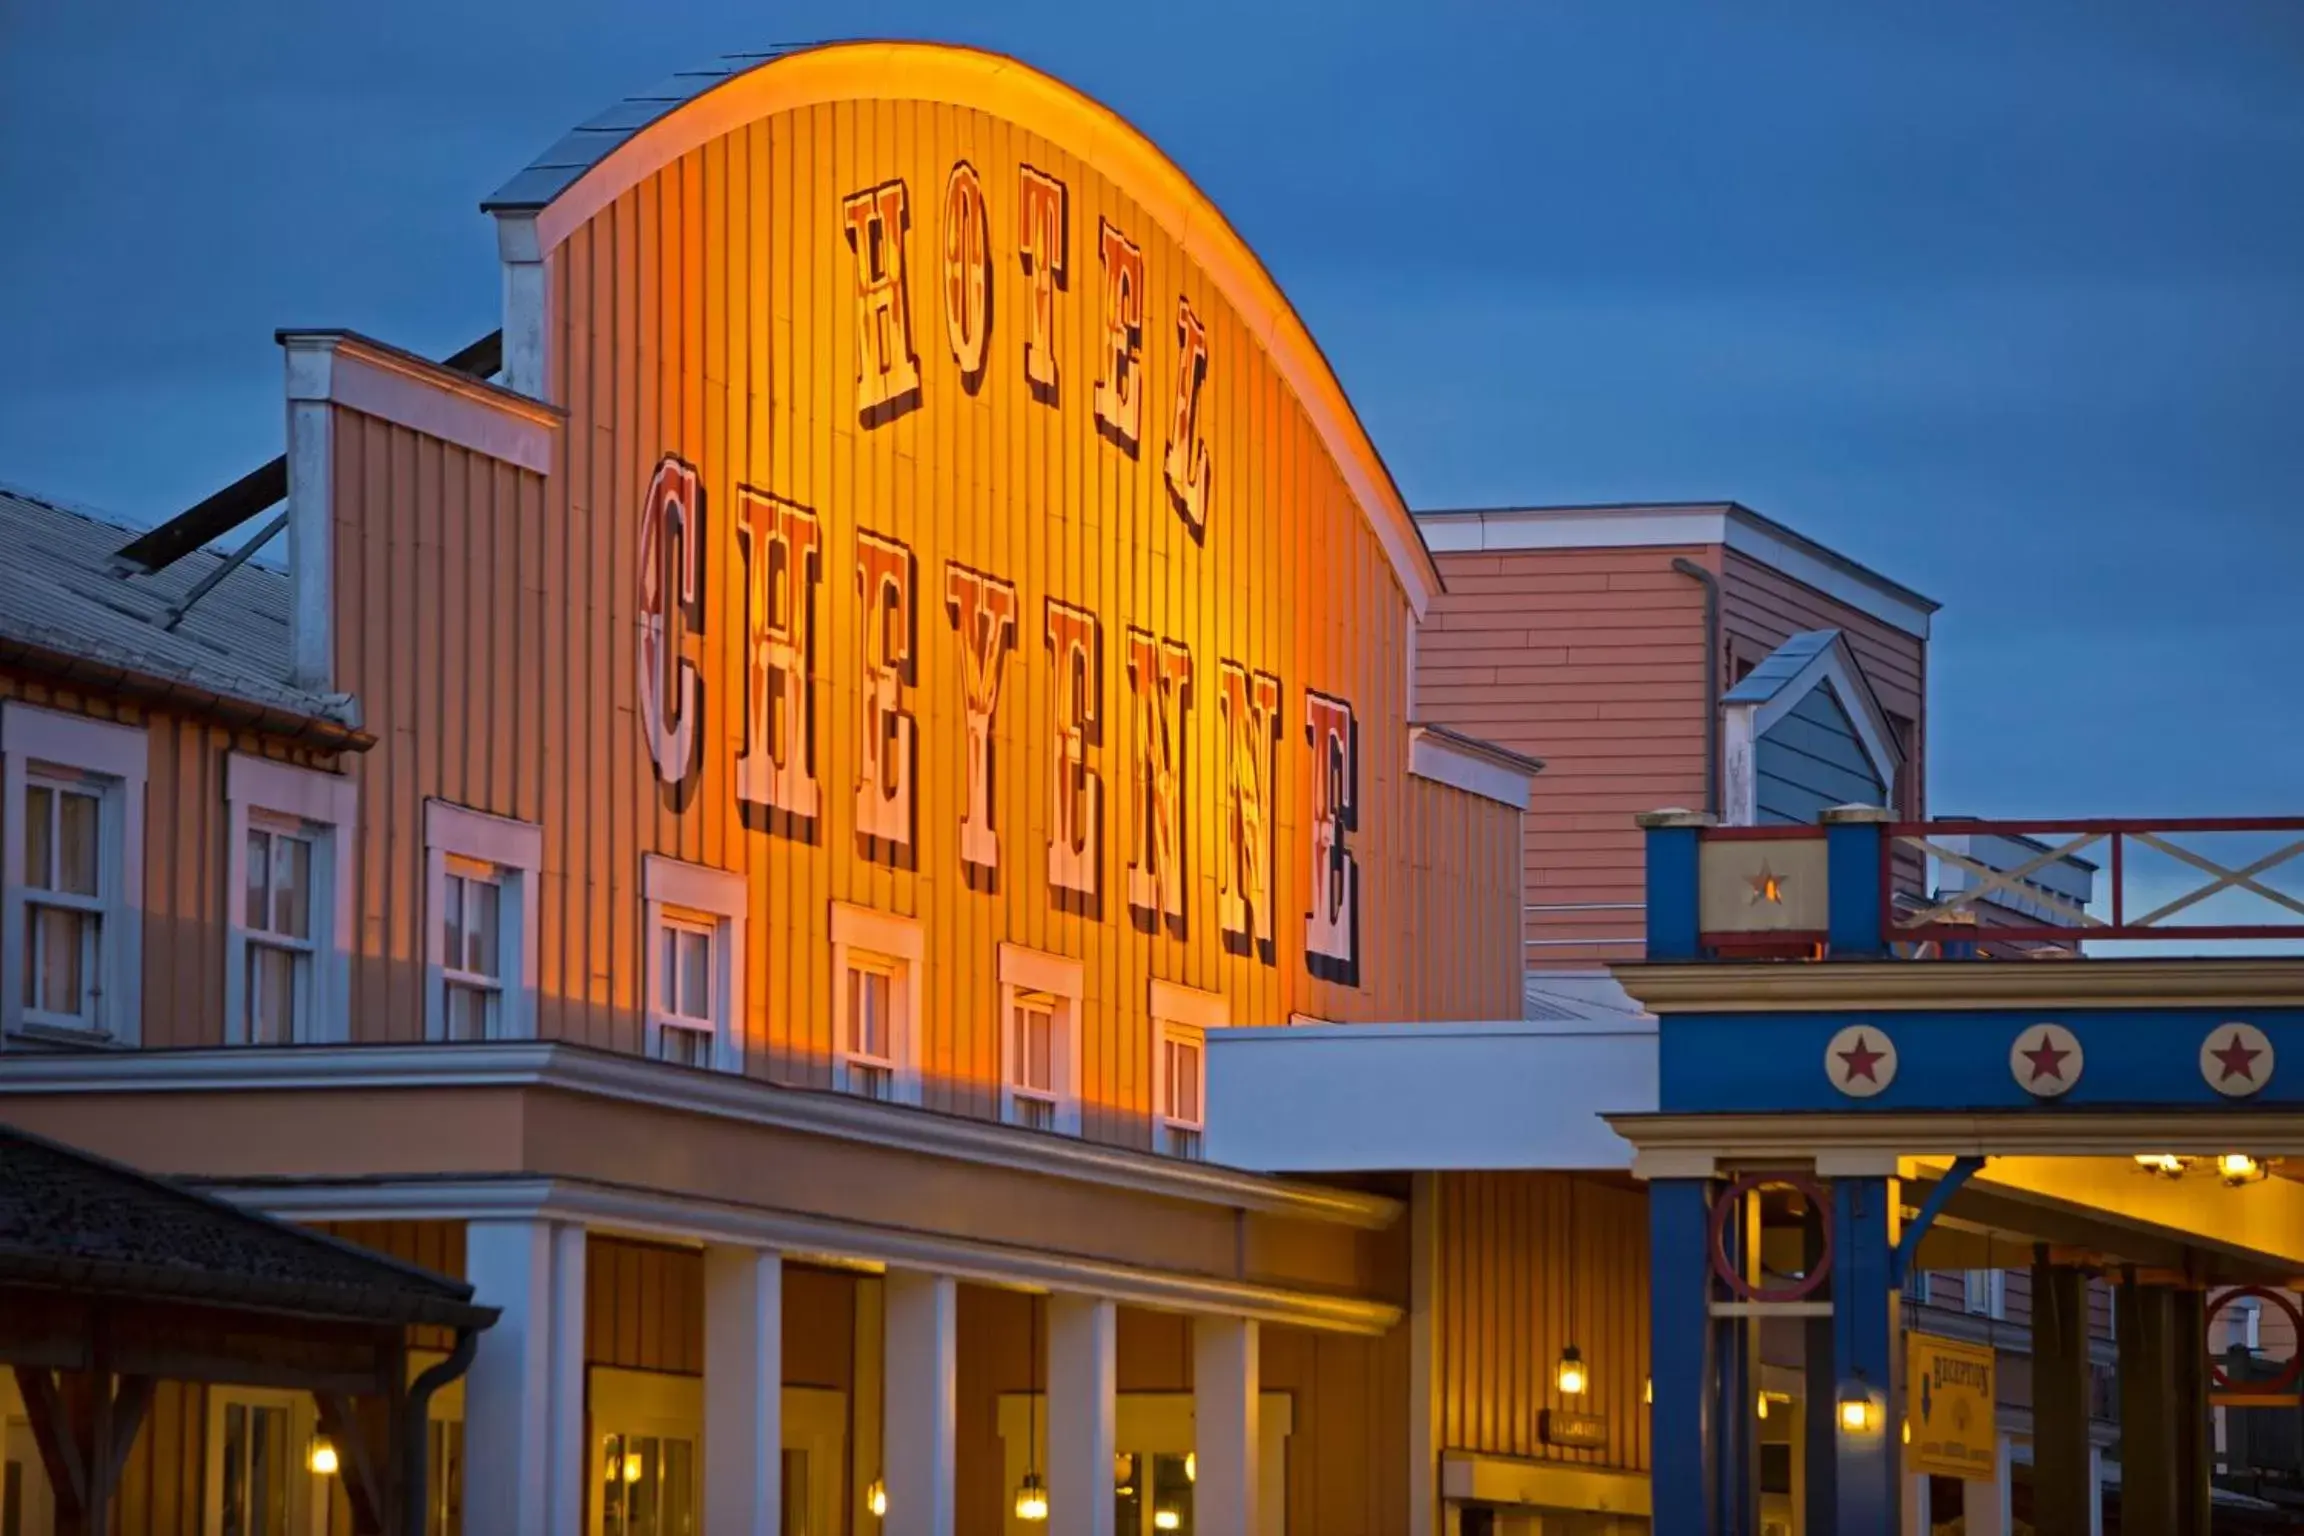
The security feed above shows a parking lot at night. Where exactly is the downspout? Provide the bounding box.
[400,1326,480,1536]
[1671,557,1722,815]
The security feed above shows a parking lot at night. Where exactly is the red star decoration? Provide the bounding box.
[2022,1032,2071,1083]
[1837,1034,1886,1083]
[2212,1032,2263,1084]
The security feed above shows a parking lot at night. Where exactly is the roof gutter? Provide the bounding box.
[0,636,373,752]
[401,1327,483,1536]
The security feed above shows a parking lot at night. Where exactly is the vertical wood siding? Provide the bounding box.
[0,674,340,1048]
[1434,1171,1650,1474]
[1416,548,1710,967]
[1755,686,1886,825]
[306,94,1522,1143]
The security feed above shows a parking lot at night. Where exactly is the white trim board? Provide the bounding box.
[1408,727,1535,809]
[280,330,560,473]
[206,1174,1403,1337]
[1416,503,1935,639]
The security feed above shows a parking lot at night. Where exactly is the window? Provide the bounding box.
[204,1387,319,1536]
[1964,1269,2006,1321]
[1149,980,1226,1161]
[3,704,145,1044]
[830,902,922,1104]
[2229,1296,2262,1355]
[999,944,1083,1133]
[642,857,746,1072]
[426,801,542,1042]
[226,755,355,1046]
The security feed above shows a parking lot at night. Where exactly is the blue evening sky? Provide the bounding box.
[3,0,2299,825]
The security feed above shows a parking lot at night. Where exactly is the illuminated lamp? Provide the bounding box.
[1013,1472,1048,1522]
[2220,1154,2273,1186]
[2134,1153,2193,1179]
[1643,1376,1653,1405]
[867,1476,888,1518]
[1902,1418,1912,1445]
[1555,1345,1588,1396]
[1014,1297,1050,1521]
[1185,1452,1196,1483]
[624,1454,644,1485]
[1837,1396,1875,1433]
[307,1438,339,1476]
[1154,1511,1182,1532]
[1755,1393,1768,1420]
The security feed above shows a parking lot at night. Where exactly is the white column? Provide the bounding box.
[1903,1469,1930,1535]
[464,1219,586,1536]
[1049,1296,1117,1536]
[1194,1317,1261,1536]
[705,1246,785,1536]
[2088,1443,2106,1536]
[1963,1432,2013,1536]
[884,1271,957,1536]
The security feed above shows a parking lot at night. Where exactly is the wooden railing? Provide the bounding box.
[1885,817,2304,947]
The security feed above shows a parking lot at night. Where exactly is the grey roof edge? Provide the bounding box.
[274,329,566,422]
[1415,499,1941,615]
[1410,720,1545,777]
[0,1119,495,1331]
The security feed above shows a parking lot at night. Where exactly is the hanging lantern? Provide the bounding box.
[307,1437,339,1477]
[1153,1511,1182,1532]
[1555,1345,1588,1396]
[1013,1471,1049,1522]
[867,1476,888,1518]
[1837,1396,1874,1433]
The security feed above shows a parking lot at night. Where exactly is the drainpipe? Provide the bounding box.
[1672,558,1722,816]
[401,1326,479,1536]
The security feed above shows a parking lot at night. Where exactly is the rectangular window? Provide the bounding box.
[653,912,718,1068]
[20,777,104,1029]
[241,822,314,1045]
[831,902,923,1105]
[204,1387,316,1536]
[999,944,1083,1134]
[1964,1269,2006,1321]
[1149,980,1226,1162]
[224,754,354,1047]
[1159,1031,1204,1159]
[642,856,746,1073]
[4,705,146,1044]
[1008,992,1057,1129]
[425,801,541,1044]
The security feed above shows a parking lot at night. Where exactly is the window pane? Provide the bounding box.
[246,829,271,930]
[249,944,297,1044]
[662,1438,695,1536]
[659,927,678,1013]
[274,835,311,940]
[1015,1096,1054,1131]
[781,1448,809,1536]
[657,1025,710,1068]
[470,880,501,977]
[850,968,889,1058]
[678,929,710,1019]
[602,1435,628,1536]
[1175,1042,1201,1122]
[1024,1007,1052,1090]
[630,1437,661,1536]
[23,785,50,887]
[447,982,493,1043]
[1151,1452,1195,1535]
[222,1403,248,1536]
[29,905,86,1017]
[57,790,98,897]
[443,875,465,970]
[252,1404,290,1536]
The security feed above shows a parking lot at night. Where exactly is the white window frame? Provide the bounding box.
[1963,1268,2007,1320]
[998,943,1084,1134]
[1150,979,1226,1161]
[202,1384,324,1536]
[225,754,356,1046]
[830,901,923,1105]
[2231,1296,2262,1354]
[1,703,145,1045]
[423,799,542,1042]
[642,855,747,1073]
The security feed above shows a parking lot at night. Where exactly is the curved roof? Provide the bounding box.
[483,40,1440,616]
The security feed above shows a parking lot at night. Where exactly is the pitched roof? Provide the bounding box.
[1721,627,1844,706]
[0,485,354,730]
[0,1120,495,1330]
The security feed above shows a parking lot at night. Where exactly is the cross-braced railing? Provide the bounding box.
[1886,817,2304,946]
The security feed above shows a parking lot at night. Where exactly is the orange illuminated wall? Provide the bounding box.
[314,45,1524,1139]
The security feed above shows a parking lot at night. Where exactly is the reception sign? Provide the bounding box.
[1906,1332,1998,1480]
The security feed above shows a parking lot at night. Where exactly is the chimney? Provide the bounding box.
[279,333,339,693]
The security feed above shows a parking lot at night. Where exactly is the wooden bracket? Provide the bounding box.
[316,1391,388,1534]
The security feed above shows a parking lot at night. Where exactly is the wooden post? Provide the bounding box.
[2031,1254,2095,1536]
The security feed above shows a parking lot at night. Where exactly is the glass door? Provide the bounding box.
[597,1432,697,1536]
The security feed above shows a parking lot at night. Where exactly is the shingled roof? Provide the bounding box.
[0,1120,495,1331]
[0,484,359,736]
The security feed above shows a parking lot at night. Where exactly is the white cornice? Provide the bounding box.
[1611,1109,2304,1161]
[1416,503,1935,639]
[1614,958,2304,1013]
[278,330,561,474]
[0,1042,1401,1231]
[203,1174,1402,1335]
[1408,725,1541,809]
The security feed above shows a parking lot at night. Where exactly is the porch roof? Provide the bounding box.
[0,1120,495,1331]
